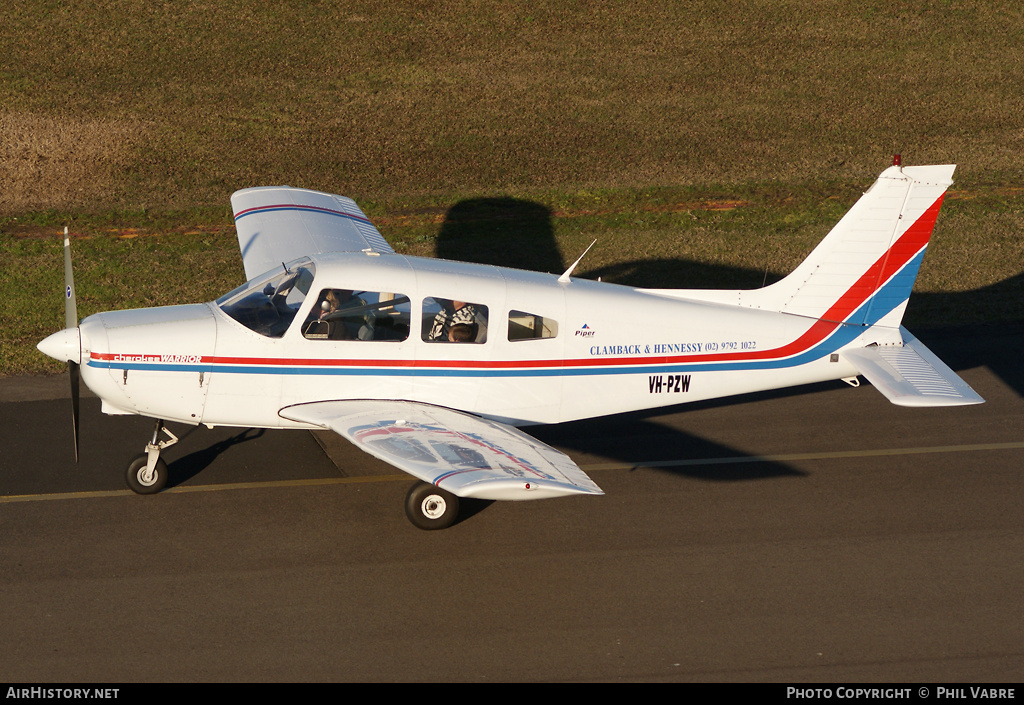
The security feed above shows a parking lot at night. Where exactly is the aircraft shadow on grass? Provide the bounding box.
[431,196,1024,481]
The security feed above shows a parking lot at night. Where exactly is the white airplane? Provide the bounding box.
[38,159,984,529]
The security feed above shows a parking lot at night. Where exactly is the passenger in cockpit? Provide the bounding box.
[447,323,477,343]
[428,300,482,342]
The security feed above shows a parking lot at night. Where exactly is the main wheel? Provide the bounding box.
[405,481,460,530]
[125,453,168,495]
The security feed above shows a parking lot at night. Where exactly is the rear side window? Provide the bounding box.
[508,310,558,341]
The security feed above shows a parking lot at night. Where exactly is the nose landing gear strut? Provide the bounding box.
[125,420,178,494]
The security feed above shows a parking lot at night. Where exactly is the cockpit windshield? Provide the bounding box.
[216,258,316,338]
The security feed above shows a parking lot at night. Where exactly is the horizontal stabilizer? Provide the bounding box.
[842,329,984,407]
[280,400,603,501]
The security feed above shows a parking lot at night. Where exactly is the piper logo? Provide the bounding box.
[575,324,595,338]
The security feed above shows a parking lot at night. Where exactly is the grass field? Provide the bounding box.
[2,1,1023,374]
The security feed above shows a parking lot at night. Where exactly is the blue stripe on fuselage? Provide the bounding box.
[89,251,922,379]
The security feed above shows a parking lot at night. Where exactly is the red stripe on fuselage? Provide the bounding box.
[93,193,944,372]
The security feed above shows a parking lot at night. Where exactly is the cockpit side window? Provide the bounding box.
[216,259,315,338]
[303,289,411,342]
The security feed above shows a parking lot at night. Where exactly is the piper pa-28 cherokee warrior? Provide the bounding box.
[38,159,983,529]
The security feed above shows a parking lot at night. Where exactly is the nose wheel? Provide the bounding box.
[126,454,169,494]
[125,420,178,494]
[405,481,460,530]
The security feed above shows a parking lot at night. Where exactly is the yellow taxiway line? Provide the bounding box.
[3,441,1023,504]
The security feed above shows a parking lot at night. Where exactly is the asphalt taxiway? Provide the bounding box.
[1,326,1021,682]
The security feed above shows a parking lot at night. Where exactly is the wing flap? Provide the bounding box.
[280,400,603,501]
[231,187,394,280]
[843,329,984,407]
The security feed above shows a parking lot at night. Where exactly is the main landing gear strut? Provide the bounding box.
[125,420,178,494]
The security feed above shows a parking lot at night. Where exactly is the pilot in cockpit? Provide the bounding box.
[306,289,367,340]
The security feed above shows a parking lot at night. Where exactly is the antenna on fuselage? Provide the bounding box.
[558,239,597,283]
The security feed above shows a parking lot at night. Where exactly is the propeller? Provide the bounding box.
[37,227,81,462]
[64,226,80,463]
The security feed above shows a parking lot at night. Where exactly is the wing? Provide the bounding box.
[231,187,395,280]
[842,328,984,407]
[280,400,604,501]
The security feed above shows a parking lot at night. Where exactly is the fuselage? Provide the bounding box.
[77,251,879,429]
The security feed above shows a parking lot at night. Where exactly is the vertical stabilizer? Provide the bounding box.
[762,163,955,327]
